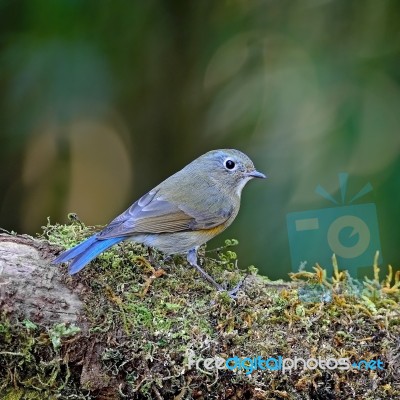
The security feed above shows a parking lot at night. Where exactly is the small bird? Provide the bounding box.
[53,149,266,294]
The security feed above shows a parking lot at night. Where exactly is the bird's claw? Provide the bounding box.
[218,279,244,299]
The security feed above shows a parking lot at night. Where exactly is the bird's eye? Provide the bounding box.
[224,159,236,170]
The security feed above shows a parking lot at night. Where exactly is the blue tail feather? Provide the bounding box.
[68,237,123,274]
[53,235,124,275]
[52,235,99,264]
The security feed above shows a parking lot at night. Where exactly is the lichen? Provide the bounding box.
[0,218,399,399]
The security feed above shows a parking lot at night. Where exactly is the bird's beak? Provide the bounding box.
[246,170,267,179]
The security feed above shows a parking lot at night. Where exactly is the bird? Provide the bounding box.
[53,149,266,294]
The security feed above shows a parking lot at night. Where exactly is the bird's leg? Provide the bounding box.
[187,248,225,292]
[147,246,156,265]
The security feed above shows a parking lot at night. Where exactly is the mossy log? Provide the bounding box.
[0,226,399,400]
[0,233,82,325]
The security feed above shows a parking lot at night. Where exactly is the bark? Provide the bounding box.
[0,233,82,325]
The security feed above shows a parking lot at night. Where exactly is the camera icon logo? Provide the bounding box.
[286,174,382,276]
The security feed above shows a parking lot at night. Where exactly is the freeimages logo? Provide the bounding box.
[286,173,382,276]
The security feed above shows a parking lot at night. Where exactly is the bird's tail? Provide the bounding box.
[52,235,124,274]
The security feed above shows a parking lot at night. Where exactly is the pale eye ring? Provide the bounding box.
[224,159,236,170]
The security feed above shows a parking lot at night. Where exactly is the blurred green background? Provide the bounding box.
[0,0,399,279]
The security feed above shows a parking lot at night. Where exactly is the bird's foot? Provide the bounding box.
[187,248,246,299]
[218,277,246,299]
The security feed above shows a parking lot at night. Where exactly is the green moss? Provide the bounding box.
[0,220,399,399]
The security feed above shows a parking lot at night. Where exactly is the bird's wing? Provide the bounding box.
[97,189,233,239]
